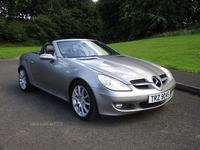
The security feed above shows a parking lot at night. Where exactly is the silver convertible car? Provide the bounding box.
[18,39,176,121]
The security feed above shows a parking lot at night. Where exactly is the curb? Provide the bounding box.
[175,82,200,96]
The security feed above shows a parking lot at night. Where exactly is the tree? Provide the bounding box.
[97,0,200,42]
[0,0,103,43]
[0,0,30,19]
[97,0,123,41]
[26,14,60,43]
[50,0,102,39]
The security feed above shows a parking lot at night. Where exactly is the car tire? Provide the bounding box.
[19,67,35,92]
[71,80,99,121]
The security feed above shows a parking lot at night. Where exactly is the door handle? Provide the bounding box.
[29,60,33,64]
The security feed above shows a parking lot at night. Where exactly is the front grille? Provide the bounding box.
[160,74,168,85]
[130,79,151,90]
[130,74,168,90]
[130,79,146,84]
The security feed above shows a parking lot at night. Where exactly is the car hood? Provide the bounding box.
[77,55,165,83]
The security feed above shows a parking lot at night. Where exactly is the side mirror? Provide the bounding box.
[40,54,55,60]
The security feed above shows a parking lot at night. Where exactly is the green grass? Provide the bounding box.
[0,34,200,73]
[109,34,200,73]
[0,46,40,59]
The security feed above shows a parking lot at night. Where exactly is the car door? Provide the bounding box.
[28,48,59,94]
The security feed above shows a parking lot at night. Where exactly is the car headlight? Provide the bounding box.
[98,75,131,91]
[160,67,174,81]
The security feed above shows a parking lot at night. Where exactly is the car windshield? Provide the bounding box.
[57,40,119,58]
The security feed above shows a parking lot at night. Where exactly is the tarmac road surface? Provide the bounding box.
[0,58,200,150]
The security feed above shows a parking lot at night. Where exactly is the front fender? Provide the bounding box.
[18,53,35,85]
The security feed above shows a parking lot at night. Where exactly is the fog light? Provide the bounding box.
[115,103,123,109]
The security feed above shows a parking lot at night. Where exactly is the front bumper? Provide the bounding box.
[93,79,176,116]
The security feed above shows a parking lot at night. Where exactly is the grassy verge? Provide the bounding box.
[0,34,199,73]
[109,34,200,73]
[0,46,40,59]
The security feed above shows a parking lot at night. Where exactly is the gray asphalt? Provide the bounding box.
[0,58,200,150]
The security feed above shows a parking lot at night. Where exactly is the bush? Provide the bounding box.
[0,20,29,43]
[26,15,60,43]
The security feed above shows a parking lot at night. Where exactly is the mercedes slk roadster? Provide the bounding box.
[18,39,176,121]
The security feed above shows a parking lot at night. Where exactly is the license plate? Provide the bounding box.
[148,90,170,103]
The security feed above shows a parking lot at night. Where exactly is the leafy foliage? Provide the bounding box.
[0,0,102,44]
[0,0,200,43]
[97,0,200,42]
[26,15,60,43]
[0,20,28,43]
